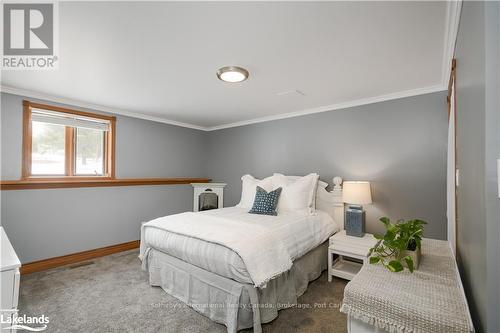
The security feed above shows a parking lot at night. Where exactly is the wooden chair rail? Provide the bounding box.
[0,178,211,190]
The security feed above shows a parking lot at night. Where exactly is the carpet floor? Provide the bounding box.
[18,249,347,333]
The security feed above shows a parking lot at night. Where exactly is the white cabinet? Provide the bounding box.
[191,183,226,212]
[1,227,21,333]
[328,230,377,282]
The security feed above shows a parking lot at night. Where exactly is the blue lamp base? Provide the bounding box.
[345,205,365,237]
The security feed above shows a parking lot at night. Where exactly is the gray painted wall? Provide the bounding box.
[206,92,448,239]
[484,3,500,332]
[1,93,208,263]
[1,90,449,263]
[455,3,487,331]
[454,1,500,332]
[1,91,450,263]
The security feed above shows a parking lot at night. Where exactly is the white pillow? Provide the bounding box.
[273,173,319,213]
[237,174,275,209]
[314,180,328,210]
[283,175,328,190]
[276,174,327,211]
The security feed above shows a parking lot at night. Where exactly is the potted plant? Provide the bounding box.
[368,217,427,273]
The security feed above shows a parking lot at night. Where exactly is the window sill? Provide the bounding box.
[0,178,211,190]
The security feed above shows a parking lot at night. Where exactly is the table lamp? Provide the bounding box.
[342,181,372,237]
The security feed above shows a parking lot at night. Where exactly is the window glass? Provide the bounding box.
[75,127,104,175]
[24,102,114,179]
[31,121,66,175]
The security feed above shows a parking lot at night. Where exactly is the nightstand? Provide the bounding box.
[328,230,377,282]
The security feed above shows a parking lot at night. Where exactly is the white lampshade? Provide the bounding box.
[342,181,372,205]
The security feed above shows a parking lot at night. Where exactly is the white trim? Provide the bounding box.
[2,84,447,132]
[447,84,457,256]
[0,85,207,131]
[441,0,462,87]
[206,85,446,131]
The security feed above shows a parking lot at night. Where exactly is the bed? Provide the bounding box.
[139,176,345,333]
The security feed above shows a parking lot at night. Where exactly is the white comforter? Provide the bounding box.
[140,207,339,287]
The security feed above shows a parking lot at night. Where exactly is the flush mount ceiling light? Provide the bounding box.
[216,66,249,83]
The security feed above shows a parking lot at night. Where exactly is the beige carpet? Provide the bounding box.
[18,249,347,333]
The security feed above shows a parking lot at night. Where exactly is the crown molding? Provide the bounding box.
[0,85,207,131]
[1,84,447,132]
[206,85,446,131]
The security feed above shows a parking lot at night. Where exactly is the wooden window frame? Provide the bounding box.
[22,100,116,181]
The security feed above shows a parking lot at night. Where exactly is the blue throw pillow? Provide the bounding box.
[248,186,282,216]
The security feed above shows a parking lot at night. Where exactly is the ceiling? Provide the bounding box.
[1,2,459,130]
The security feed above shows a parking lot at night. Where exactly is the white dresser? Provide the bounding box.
[1,227,21,332]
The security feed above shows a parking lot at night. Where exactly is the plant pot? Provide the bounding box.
[401,247,421,270]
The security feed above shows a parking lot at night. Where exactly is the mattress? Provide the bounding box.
[143,207,339,284]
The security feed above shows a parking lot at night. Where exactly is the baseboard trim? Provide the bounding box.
[20,240,140,275]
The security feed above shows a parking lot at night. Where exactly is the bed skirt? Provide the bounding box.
[146,242,328,333]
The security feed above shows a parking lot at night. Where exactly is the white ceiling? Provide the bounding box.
[1,1,459,130]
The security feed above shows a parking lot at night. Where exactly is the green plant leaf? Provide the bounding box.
[374,234,384,240]
[379,217,390,226]
[373,217,427,273]
[404,256,414,273]
[387,260,404,272]
[369,256,380,264]
[384,229,396,241]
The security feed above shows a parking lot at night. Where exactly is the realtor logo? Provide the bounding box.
[1,1,59,69]
[0,309,49,331]
[4,3,53,55]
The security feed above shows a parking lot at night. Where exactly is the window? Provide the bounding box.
[22,101,115,179]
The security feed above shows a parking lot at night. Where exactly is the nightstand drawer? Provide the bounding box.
[330,245,372,258]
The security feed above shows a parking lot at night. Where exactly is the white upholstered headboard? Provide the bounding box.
[316,177,344,230]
